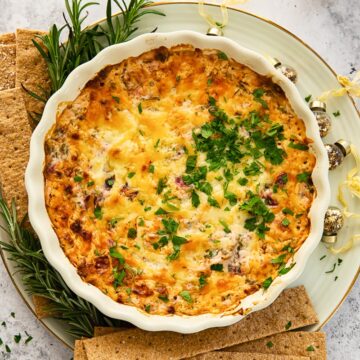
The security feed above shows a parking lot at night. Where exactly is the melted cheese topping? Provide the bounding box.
[44,45,316,315]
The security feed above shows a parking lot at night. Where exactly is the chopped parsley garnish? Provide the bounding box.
[14,334,21,344]
[112,95,120,103]
[208,196,220,208]
[94,206,103,219]
[138,102,143,114]
[306,345,315,352]
[109,217,120,228]
[320,255,327,260]
[167,235,188,260]
[0,338,2,346]
[219,219,231,233]
[156,177,167,194]
[158,295,169,303]
[5,345,11,353]
[207,78,213,86]
[154,139,160,148]
[296,172,311,183]
[109,247,125,264]
[238,178,248,186]
[271,254,286,264]
[262,277,273,289]
[282,208,294,215]
[218,51,228,60]
[152,236,169,250]
[281,218,290,227]
[24,331,33,344]
[305,94,312,102]
[155,207,168,215]
[253,88,269,109]
[335,276,338,281]
[224,191,237,206]
[87,180,95,187]
[74,175,83,182]
[288,141,309,151]
[179,290,193,303]
[145,304,151,313]
[10,312,15,318]
[186,155,197,173]
[278,263,295,275]
[1,321,6,327]
[266,341,274,348]
[105,175,115,187]
[333,110,341,117]
[325,263,336,273]
[127,228,137,239]
[210,263,224,272]
[149,164,155,173]
[199,274,208,288]
[191,190,200,208]
[338,258,343,265]
[128,172,136,178]
[282,245,294,253]
[113,268,126,288]
[240,191,274,238]
[244,161,262,176]
[285,321,292,330]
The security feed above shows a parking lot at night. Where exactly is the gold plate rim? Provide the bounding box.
[1,0,359,351]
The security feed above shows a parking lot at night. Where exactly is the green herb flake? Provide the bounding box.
[306,345,315,352]
[134,243,141,250]
[157,178,167,194]
[333,110,341,117]
[1,321,5,327]
[271,254,286,264]
[208,196,220,208]
[199,274,208,289]
[266,341,274,348]
[128,172,136,179]
[253,88,269,109]
[281,218,290,227]
[109,247,125,264]
[112,96,120,103]
[282,208,294,215]
[325,263,336,274]
[262,277,273,289]
[282,245,294,253]
[296,172,311,183]
[179,290,193,303]
[334,276,338,281]
[145,304,151,313]
[218,51,228,60]
[94,206,103,220]
[210,263,224,271]
[305,94,312,103]
[10,312,15,318]
[186,155,197,173]
[154,139,160,148]
[149,164,155,173]
[191,190,200,208]
[24,331,33,345]
[238,178,248,186]
[219,219,231,234]
[113,268,126,288]
[138,218,145,226]
[337,258,343,266]
[285,321,292,330]
[138,103,143,114]
[158,295,169,303]
[14,334,21,344]
[207,78,213,86]
[87,180,95,187]
[127,227,137,239]
[74,175,83,182]
[155,207,168,215]
[288,141,309,151]
[5,344,11,353]
[320,255,327,261]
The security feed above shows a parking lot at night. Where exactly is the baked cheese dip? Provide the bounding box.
[44,45,316,316]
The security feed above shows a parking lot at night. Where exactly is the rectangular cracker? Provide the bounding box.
[94,327,126,337]
[15,29,51,124]
[195,352,309,360]
[82,286,318,360]
[225,332,326,360]
[0,88,32,220]
[0,44,16,91]
[74,340,88,360]
[0,33,15,45]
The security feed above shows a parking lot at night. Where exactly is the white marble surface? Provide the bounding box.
[0,0,359,359]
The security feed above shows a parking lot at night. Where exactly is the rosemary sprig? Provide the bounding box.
[0,195,126,338]
[32,0,164,94]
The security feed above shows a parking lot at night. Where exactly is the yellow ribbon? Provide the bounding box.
[198,0,250,29]
[331,144,360,253]
[318,71,360,101]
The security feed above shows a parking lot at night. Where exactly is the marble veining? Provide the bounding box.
[0,0,359,359]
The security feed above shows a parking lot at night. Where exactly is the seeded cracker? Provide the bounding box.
[15,29,51,125]
[0,88,32,220]
[0,44,16,91]
[226,331,326,360]
[194,352,310,360]
[0,32,16,45]
[82,286,318,360]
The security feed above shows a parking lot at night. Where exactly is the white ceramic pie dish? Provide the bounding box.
[25,30,330,333]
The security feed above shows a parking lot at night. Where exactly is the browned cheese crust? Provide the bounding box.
[44,45,316,315]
